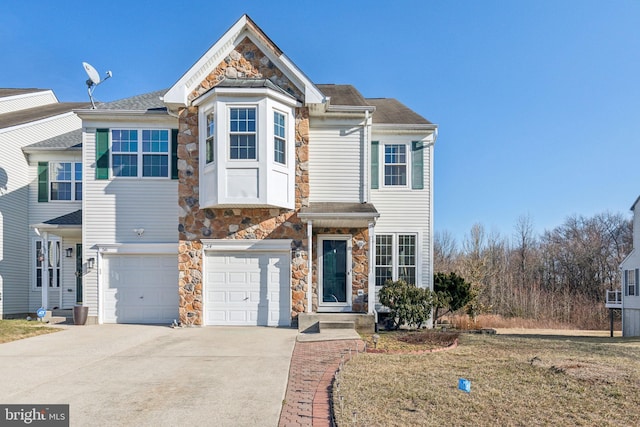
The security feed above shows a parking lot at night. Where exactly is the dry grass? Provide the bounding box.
[0,319,59,344]
[361,330,459,352]
[448,314,578,330]
[333,333,640,426]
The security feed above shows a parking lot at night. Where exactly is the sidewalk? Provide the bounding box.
[279,337,365,427]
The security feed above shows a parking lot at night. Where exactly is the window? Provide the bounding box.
[112,130,138,177]
[142,130,169,177]
[384,144,407,186]
[375,234,417,286]
[206,112,215,164]
[50,162,82,200]
[35,239,61,288]
[274,111,286,164]
[111,129,169,177]
[625,269,638,296]
[229,108,256,159]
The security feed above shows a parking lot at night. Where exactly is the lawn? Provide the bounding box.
[0,319,60,344]
[333,332,640,426]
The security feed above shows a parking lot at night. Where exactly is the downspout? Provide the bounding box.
[362,110,372,203]
[307,221,313,313]
[428,129,438,327]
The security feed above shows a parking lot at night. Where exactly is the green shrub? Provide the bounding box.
[378,280,432,330]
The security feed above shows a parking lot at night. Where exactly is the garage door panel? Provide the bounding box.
[205,252,290,326]
[103,255,178,324]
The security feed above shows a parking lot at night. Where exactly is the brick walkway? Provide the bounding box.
[279,339,365,427]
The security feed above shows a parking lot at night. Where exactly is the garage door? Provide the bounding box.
[102,255,178,324]
[205,252,290,326]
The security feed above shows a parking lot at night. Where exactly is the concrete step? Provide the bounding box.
[319,320,355,331]
[298,313,375,333]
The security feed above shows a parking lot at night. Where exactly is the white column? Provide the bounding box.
[41,232,49,310]
[306,221,313,313]
[368,221,375,315]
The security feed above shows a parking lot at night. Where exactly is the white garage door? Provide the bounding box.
[102,255,178,324]
[205,252,290,326]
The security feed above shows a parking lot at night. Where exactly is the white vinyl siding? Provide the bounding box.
[309,122,363,202]
[0,90,58,115]
[1,110,81,316]
[623,309,640,337]
[83,126,178,319]
[370,135,432,297]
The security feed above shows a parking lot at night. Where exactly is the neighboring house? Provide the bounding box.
[0,88,88,318]
[4,15,437,328]
[617,196,640,336]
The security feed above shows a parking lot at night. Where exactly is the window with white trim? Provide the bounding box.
[274,111,286,164]
[34,239,61,289]
[625,269,638,296]
[50,162,82,200]
[375,233,417,286]
[384,144,407,186]
[206,112,215,164]
[111,129,170,177]
[229,107,256,160]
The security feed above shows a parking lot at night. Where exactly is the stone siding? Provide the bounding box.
[176,37,369,325]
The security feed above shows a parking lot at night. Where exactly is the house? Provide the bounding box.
[5,15,438,329]
[0,88,88,318]
[616,196,640,336]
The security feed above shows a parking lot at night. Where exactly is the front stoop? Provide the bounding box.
[297,313,375,334]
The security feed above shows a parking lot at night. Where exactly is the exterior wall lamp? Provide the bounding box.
[65,247,73,258]
[87,258,96,270]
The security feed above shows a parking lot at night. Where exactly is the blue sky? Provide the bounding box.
[2,1,639,243]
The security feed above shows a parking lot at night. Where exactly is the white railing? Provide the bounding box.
[605,290,622,308]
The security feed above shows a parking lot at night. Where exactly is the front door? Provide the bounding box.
[318,236,352,311]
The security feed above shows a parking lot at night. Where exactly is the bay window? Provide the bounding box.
[196,83,297,209]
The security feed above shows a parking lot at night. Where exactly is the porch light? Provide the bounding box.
[65,247,73,258]
[87,257,95,270]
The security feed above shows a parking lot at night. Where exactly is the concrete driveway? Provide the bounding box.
[0,324,297,426]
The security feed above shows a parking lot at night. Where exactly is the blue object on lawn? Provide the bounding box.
[458,378,471,393]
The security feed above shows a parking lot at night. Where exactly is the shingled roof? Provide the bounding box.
[23,129,82,151]
[316,84,431,125]
[95,89,168,111]
[0,102,89,129]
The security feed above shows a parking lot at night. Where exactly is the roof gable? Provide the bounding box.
[163,14,324,108]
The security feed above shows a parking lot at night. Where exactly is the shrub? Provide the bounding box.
[378,280,432,330]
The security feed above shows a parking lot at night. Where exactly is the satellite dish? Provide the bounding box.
[82,62,101,85]
[81,61,113,109]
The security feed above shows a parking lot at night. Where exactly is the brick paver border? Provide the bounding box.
[279,339,365,427]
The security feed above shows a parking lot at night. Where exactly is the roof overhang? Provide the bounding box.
[299,202,379,228]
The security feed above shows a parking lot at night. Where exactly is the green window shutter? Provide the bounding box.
[371,140,379,189]
[95,128,109,180]
[171,128,179,180]
[37,162,49,202]
[411,141,424,190]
